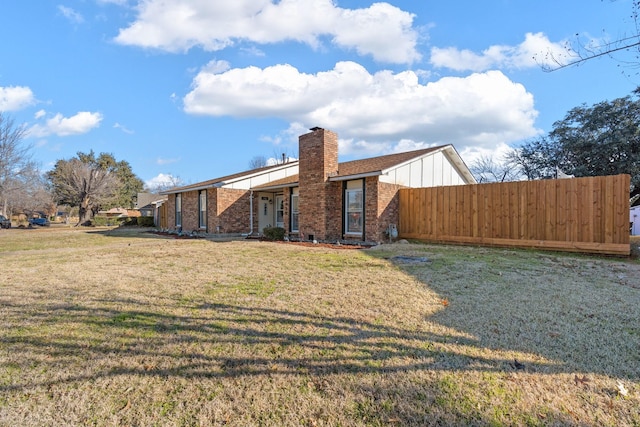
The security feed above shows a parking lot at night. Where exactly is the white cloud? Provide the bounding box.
[114,122,134,134]
[97,0,129,5]
[457,141,514,169]
[184,61,540,156]
[114,0,420,63]
[58,5,85,24]
[430,32,569,72]
[145,173,183,190]
[29,111,103,137]
[156,157,180,165]
[0,85,35,111]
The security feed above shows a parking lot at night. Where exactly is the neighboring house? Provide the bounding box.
[135,193,168,226]
[161,127,476,242]
[100,207,129,218]
[632,205,640,236]
[99,207,141,218]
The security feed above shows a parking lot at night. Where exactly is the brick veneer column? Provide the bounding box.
[298,128,341,241]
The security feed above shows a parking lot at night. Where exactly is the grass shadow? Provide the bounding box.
[364,242,640,381]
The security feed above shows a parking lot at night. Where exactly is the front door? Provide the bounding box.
[275,195,284,228]
[258,192,274,232]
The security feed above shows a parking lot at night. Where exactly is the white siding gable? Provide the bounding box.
[379,148,470,187]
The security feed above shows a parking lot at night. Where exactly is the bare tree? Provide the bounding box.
[6,167,54,219]
[144,174,184,193]
[470,154,522,183]
[249,149,298,170]
[537,1,640,71]
[0,113,42,216]
[249,155,268,169]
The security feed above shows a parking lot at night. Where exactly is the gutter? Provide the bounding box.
[328,171,382,182]
[251,182,299,192]
[159,183,216,195]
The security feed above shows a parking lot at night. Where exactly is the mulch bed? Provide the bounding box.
[149,231,370,248]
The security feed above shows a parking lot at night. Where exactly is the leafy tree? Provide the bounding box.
[47,151,143,225]
[550,92,640,186]
[508,89,640,203]
[78,152,144,209]
[506,136,568,180]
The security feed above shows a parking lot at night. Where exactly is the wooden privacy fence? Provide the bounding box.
[158,203,168,229]
[398,174,630,255]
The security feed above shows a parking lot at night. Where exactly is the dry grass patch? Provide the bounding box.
[0,227,639,426]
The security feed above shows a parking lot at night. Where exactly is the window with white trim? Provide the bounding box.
[275,195,284,228]
[198,190,207,229]
[345,180,363,234]
[175,193,182,227]
[290,188,299,232]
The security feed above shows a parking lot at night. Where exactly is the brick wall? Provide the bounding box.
[180,190,200,232]
[364,177,378,242]
[298,128,341,241]
[166,194,176,229]
[166,188,250,234]
[372,181,403,242]
[215,188,251,233]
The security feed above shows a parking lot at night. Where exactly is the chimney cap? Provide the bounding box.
[309,126,323,131]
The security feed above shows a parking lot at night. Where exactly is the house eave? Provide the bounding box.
[439,145,477,184]
[252,182,299,192]
[328,171,382,181]
[160,184,216,195]
[216,161,299,188]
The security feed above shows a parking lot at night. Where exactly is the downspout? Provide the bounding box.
[249,190,254,235]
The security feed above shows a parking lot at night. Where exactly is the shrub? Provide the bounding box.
[262,226,285,241]
[122,218,138,226]
[91,216,125,227]
[137,216,155,227]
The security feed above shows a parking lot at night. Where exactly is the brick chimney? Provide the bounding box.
[298,127,341,241]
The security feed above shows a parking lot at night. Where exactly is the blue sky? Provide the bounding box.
[1,0,638,189]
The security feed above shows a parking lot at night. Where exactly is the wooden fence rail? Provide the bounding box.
[398,174,630,255]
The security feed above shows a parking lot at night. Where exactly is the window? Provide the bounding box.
[290,188,299,232]
[175,194,182,227]
[199,190,207,229]
[275,195,284,228]
[345,180,363,234]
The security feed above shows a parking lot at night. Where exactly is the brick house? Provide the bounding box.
[161,127,476,242]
